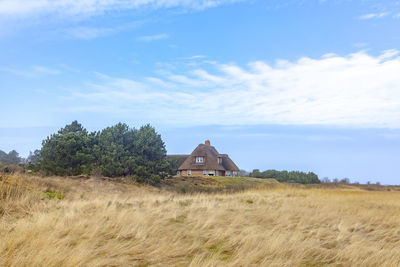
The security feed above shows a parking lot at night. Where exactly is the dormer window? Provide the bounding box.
[195,157,204,163]
[218,157,222,164]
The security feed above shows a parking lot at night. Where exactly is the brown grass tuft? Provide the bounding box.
[1,174,400,266]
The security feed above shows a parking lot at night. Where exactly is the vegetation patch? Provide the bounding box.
[28,121,171,184]
[43,191,64,200]
[163,176,278,194]
[250,169,320,184]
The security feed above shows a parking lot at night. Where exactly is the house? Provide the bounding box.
[176,140,240,177]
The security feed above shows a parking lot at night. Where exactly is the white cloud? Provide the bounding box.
[359,12,390,20]
[181,55,207,60]
[0,65,60,77]
[0,0,242,19]
[70,50,400,128]
[137,33,168,41]
[61,21,142,40]
[32,66,61,75]
[62,26,121,40]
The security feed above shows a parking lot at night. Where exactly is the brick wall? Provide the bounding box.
[179,170,229,177]
[180,170,204,176]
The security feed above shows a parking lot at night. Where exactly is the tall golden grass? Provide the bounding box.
[1,174,400,266]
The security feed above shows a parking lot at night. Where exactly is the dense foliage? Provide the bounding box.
[40,121,95,176]
[166,156,181,176]
[250,169,320,184]
[92,123,168,182]
[35,121,169,183]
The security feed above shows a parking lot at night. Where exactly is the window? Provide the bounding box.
[217,157,222,164]
[203,170,207,176]
[196,157,204,163]
[226,171,231,177]
[177,170,181,176]
[187,170,191,176]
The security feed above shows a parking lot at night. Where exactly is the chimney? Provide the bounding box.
[205,140,210,146]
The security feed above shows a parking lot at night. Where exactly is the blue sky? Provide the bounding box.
[1,0,400,184]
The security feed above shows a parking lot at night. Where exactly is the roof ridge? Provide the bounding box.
[177,142,239,172]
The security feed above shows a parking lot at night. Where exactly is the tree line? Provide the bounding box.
[27,121,171,184]
[250,169,320,184]
[2,122,323,185]
[0,150,21,165]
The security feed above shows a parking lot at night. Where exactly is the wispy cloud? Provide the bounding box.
[137,33,169,42]
[0,65,60,77]
[69,50,400,128]
[62,21,142,40]
[62,26,120,40]
[181,55,207,60]
[32,66,61,75]
[0,0,243,19]
[359,12,390,20]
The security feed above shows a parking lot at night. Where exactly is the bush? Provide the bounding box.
[31,121,168,184]
[43,191,65,200]
[166,156,181,176]
[250,169,320,184]
[0,163,24,174]
[40,121,95,176]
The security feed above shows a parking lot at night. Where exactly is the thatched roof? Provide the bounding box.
[220,154,240,172]
[178,142,239,172]
[166,154,189,167]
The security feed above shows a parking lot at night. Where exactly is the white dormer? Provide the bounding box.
[196,156,204,163]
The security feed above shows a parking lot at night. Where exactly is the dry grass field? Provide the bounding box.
[1,174,400,266]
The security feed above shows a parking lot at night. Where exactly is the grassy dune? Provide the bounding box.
[1,174,400,266]
[163,175,279,193]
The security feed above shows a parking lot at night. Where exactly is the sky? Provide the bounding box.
[1,0,400,184]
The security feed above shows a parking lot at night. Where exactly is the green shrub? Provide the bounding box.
[33,121,169,183]
[44,191,64,200]
[250,169,320,184]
